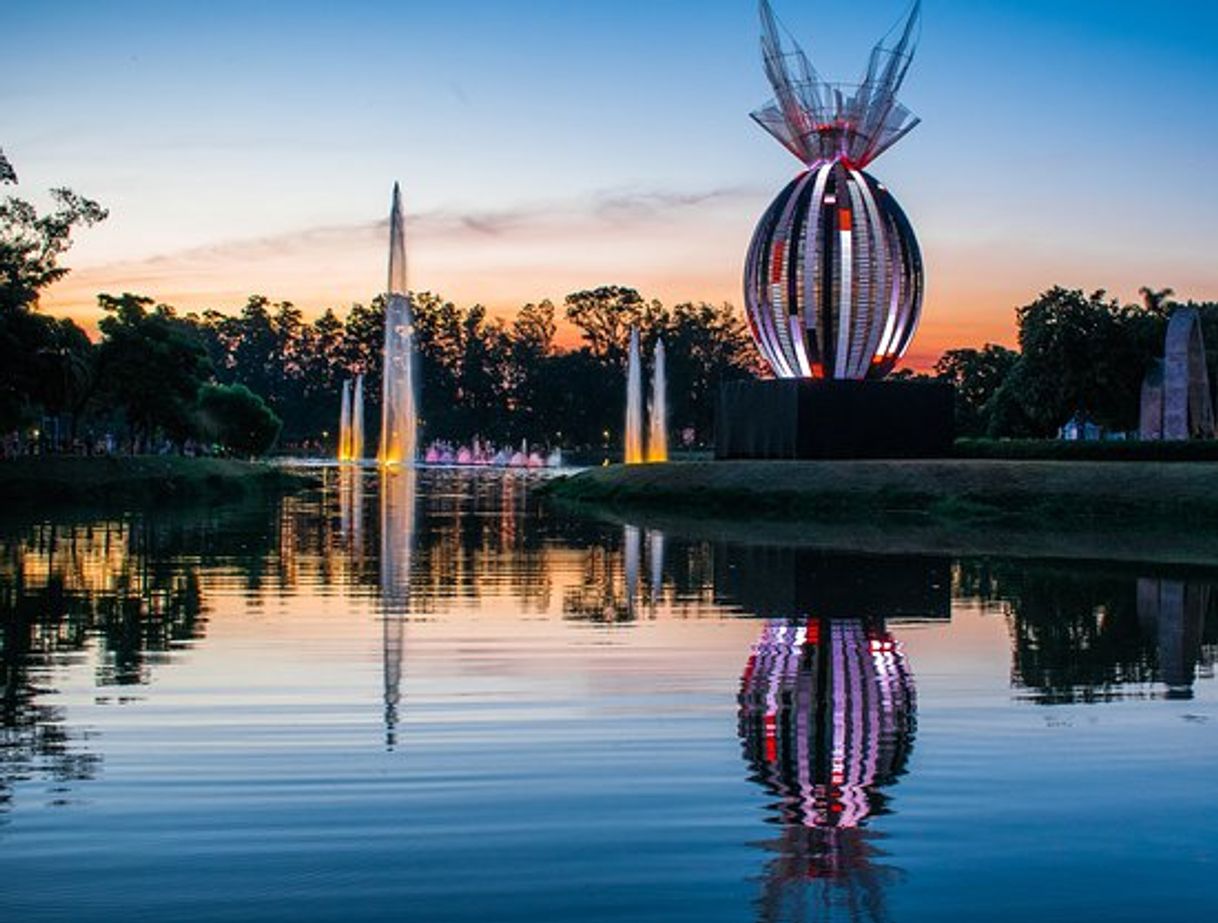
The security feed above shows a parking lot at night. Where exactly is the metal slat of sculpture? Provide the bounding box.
[746,1,924,380]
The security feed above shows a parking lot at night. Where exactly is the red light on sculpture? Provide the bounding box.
[770,242,785,284]
[806,618,821,645]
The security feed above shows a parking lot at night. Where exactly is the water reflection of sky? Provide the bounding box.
[1,469,1216,922]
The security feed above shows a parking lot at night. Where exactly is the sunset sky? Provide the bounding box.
[7,0,1218,367]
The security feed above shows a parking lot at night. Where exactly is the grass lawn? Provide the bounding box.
[543,459,1218,527]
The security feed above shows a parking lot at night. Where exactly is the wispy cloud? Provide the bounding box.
[61,182,760,280]
[593,186,754,220]
[41,182,761,318]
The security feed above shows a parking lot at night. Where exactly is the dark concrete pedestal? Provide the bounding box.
[715,379,955,460]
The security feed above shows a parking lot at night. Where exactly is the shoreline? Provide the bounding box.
[541,460,1218,565]
[0,456,317,511]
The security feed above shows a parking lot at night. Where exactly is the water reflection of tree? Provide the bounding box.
[0,509,269,814]
[1,594,101,815]
[561,529,735,624]
[957,561,1218,702]
[739,618,916,923]
[411,472,555,614]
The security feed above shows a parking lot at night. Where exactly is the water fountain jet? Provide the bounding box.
[647,339,668,463]
[624,328,644,465]
[338,379,353,461]
[351,374,365,461]
[379,183,418,467]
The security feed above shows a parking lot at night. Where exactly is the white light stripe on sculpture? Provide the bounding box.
[745,1,925,380]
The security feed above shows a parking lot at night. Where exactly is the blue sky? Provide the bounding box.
[6,0,1218,360]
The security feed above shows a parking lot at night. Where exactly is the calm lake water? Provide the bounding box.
[2,468,1216,922]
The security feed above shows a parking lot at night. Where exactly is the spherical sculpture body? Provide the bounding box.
[744,159,924,380]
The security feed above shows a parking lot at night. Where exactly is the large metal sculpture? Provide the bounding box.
[745,1,924,380]
[1140,308,1215,440]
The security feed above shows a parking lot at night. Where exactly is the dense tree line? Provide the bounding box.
[190,284,762,451]
[934,286,1218,438]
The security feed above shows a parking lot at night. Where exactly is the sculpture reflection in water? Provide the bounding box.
[380,470,416,750]
[725,548,944,923]
[739,617,915,923]
[1139,578,1211,698]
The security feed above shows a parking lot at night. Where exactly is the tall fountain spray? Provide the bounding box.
[647,339,668,463]
[338,379,353,461]
[351,374,365,461]
[624,327,644,464]
[379,183,418,467]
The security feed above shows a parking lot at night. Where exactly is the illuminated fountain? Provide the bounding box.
[421,439,558,468]
[351,374,365,461]
[647,338,668,463]
[338,380,353,461]
[624,327,644,464]
[338,375,366,463]
[379,183,418,467]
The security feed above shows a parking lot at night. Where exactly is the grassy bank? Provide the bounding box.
[542,459,1218,529]
[955,439,1218,461]
[0,456,316,511]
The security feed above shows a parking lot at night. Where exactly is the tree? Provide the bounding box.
[30,315,95,442]
[196,383,282,456]
[664,302,763,442]
[1139,286,1175,317]
[95,294,212,450]
[0,309,93,435]
[564,286,665,363]
[934,344,1020,437]
[453,305,511,441]
[1012,287,1162,434]
[1,187,107,312]
[0,152,106,437]
[514,300,556,355]
[0,148,16,185]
